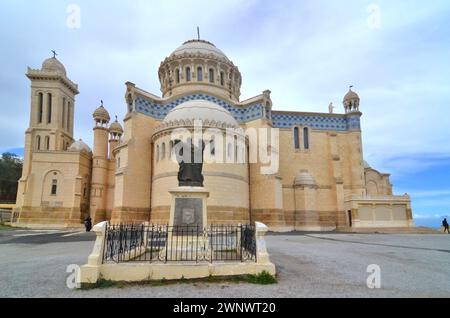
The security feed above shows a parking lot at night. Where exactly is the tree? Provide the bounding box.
[0,153,23,203]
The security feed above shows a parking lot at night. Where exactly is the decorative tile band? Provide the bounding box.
[272,113,349,131]
[135,94,360,131]
[135,93,263,123]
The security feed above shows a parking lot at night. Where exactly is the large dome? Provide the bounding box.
[170,39,229,61]
[163,100,238,127]
[42,57,67,76]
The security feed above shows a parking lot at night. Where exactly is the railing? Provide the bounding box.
[103,224,257,264]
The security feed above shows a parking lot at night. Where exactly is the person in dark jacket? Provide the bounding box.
[443,218,449,234]
[84,216,92,232]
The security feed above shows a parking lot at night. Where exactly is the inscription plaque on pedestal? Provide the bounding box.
[174,198,203,228]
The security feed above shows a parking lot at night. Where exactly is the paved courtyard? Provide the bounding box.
[0,227,449,298]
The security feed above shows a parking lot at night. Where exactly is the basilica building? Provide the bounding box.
[13,39,414,231]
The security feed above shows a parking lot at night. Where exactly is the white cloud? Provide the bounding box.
[1,0,449,186]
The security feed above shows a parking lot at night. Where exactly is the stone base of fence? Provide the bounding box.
[80,262,276,285]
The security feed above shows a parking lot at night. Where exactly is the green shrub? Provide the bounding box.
[246,271,277,285]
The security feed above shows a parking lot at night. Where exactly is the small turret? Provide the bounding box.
[92,101,110,159]
[93,100,111,127]
[90,100,111,224]
[109,116,123,158]
[109,116,123,140]
[343,87,360,113]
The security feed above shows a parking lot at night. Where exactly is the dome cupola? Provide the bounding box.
[93,100,110,127]
[171,39,229,61]
[41,57,67,76]
[109,116,123,140]
[343,86,360,113]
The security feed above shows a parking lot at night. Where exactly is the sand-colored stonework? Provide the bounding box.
[14,39,414,231]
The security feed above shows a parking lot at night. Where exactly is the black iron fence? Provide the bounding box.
[0,209,12,223]
[103,224,257,264]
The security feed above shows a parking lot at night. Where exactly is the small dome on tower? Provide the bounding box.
[343,89,360,103]
[294,170,316,187]
[343,87,360,113]
[109,117,123,135]
[42,57,67,76]
[68,139,91,153]
[93,101,111,123]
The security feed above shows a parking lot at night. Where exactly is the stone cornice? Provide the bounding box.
[26,68,79,94]
[159,52,240,74]
[273,110,347,118]
[151,119,244,141]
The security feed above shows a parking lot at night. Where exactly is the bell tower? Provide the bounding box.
[21,53,79,185]
[25,53,79,154]
[16,53,79,210]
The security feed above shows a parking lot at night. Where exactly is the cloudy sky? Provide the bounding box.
[0,0,449,226]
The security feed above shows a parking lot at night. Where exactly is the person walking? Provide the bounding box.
[84,216,92,232]
[443,218,449,234]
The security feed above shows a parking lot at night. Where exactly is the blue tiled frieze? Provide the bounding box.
[135,93,263,123]
[134,93,360,131]
[272,113,359,131]
[346,114,362,131]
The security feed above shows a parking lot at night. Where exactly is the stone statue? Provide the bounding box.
[328,102,334,114]
[175,140,205,187]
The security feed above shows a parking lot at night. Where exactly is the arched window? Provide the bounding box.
[51,179,58,195]
[175,69,180,84]
[67,102,71,129]
[36,135,41,150]
[227,143,233,160]
[234,136,238,163]
[62,98,66,129]
[169,141,174,159]
[161,143,166,160]
[209,69,214,83]
[294,127,300,150]
[303,127,310,150]
[156,144,160,162]
[47,93,52,124]
[210,138,215,156]
[197,67,203,81]
[186,67,191,82]
[220,72,225,86]
[38,93,43,123]
[45,136,50,150]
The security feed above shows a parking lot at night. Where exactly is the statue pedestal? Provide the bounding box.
[168,187,209,229]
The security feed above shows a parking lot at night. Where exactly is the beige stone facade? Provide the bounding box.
[14,39,414,231]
